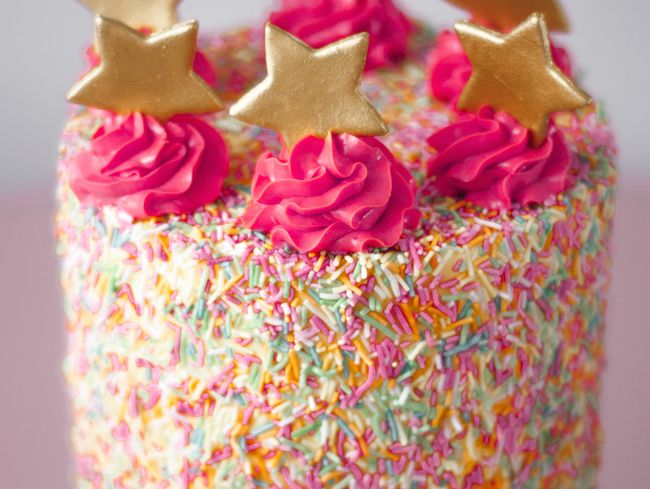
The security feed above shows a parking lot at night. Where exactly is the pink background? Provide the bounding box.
[1,175,649,488]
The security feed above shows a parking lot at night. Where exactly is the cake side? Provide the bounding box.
[57,28,617,488]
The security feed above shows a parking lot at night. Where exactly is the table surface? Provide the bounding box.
[0,175,648,488]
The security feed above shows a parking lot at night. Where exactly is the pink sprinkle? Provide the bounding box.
[128,387,138,417]
[207,446,233,465]
[234,353,261,366]
[166,322,182,367]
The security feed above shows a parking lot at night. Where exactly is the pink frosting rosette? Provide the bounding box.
[427,107,572,209]
[242,134,421,253]
[269,0,413,70]
[69,113,229,218]
[428,29,574,104]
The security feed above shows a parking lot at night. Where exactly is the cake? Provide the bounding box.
[57,1,617,488]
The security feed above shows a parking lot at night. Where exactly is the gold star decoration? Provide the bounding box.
[67,16,223,121]
[229,24,388,149]
[456,14,591,146]
[78,0,181,31]
[446,0,570,32]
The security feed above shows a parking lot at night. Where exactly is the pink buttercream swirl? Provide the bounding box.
[269,0,413,70]
[242,134,421,253]
[69,113,230,219]
[428,30,574,104]
[427,107,571,209]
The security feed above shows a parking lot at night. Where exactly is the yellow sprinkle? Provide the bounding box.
[210,274,244,301]
[230,423,247,438]
[369,311,390,329]
[353,339,373,367]
[314,254,326,272]
[331,391,340,405]
[491,235,503,258]
[322,356,332,372]
[314,448,324,464]
[477,269,499,298]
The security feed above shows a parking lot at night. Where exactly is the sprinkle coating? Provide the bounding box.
[58,27,617,489]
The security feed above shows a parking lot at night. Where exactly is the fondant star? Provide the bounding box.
[230,24,388,149]
[456,14,591,146]
[446,0,570,32]
[67,17,223,121]
[78,0,181,31]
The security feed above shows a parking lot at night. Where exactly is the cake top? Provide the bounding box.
[62,0,612,254]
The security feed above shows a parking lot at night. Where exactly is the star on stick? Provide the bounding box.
[230,24,388,149]
[67,16,223,121]
[78,0,181,31]
[446,0,570,32]
[456,14,591,146]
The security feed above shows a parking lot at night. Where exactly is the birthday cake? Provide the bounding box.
[57,1,617,488]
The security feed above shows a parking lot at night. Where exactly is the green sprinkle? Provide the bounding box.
[359,312,397,342]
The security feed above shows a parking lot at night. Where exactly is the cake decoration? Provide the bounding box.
[230,24,387,149]
[445,0,570,32]
[269,0,413,71]
[428,28,573,105]
[231,24,419,253]
[78,0,181,31]
[427,106,571,209]
[68,113,230,219]
[241,134,421,253]
[426,14,589,208]
[84,34,218,89]
[68,16,223,120]
[79,0,217,88]
[66,16,230,218]
[454,13,591,146]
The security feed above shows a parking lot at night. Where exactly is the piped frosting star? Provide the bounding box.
[78,0,181,31]
[446,0,570,32]
[230,24,388,149]
[67,16,223,121]
[456,14,591,146]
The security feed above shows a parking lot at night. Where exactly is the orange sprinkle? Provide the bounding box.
[288,350,300,383]
[340,274,363,296]
[474,255,490,267]
[468,235,487,247]
[445,317,475,331]
[321,471,344,484]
